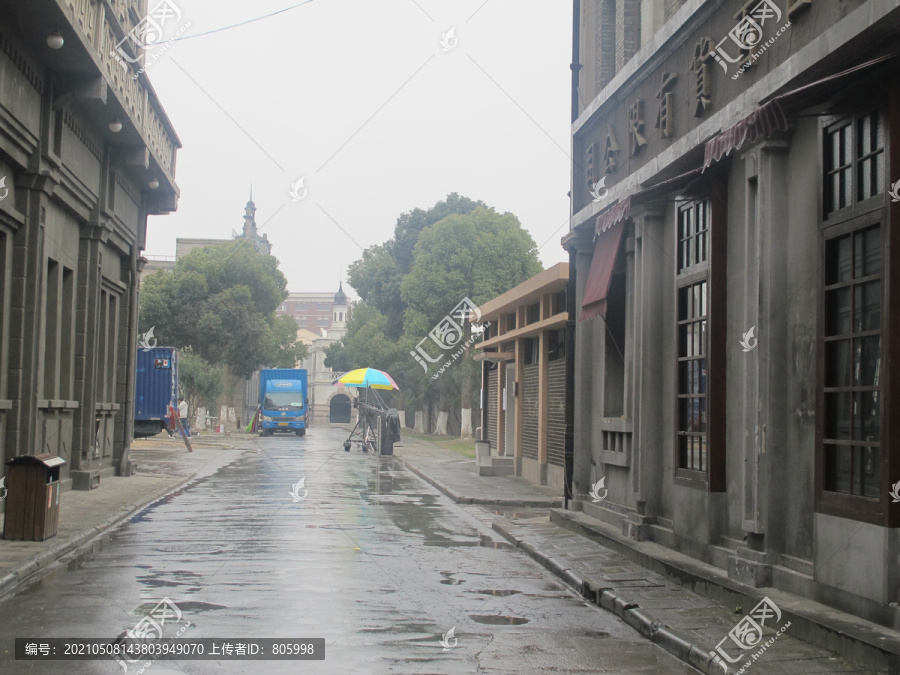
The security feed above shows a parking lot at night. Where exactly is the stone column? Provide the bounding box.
[569,234,595,499]
[729,136,791,587]
[73,226,102,475]
[630,204,667,520]
[9,174,55,458]
[116,243,143,476]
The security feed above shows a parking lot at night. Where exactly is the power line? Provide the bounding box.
[170,0,318,43]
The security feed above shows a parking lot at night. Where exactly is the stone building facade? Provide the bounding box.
[0,0,180,495]
[566,0,899,630]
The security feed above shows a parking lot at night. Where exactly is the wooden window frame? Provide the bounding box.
[674,176,727,491]
[822,109,886,225]
[816,99,898,526]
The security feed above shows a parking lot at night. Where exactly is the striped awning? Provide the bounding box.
[594,196,632,237]
[703,99,788,170]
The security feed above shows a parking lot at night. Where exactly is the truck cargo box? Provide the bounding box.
[134,348,178,438]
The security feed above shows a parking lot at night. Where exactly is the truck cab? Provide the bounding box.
[259,371,308,436]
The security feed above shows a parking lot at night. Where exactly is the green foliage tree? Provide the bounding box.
[140,242,308,378]
[329,196,541,436]
[324,303,397,373]
[179,352,224,418]
[348,193,485,338]
[401,206,542,433]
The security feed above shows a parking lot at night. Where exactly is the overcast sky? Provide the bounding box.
[144,0,572,294]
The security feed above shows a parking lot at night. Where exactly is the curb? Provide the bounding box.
[492,517,720,675]
[0,472,202,601]
[551,508,900,673]
[396,455,562,508]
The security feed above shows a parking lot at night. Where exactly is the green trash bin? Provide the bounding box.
[3,454,65,541]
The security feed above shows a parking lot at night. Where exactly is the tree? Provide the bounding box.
[348,193,485,339]
[401,206,542,435]
[324,303,397,373]
[330,198,541,437]
[179,352,224,420]
[140,242,308,378]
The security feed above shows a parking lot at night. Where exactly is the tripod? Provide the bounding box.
[342,389,385,452]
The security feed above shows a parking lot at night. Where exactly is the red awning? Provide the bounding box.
[703,99,787,170]
[594,196,631,237]
[580,219,625,322]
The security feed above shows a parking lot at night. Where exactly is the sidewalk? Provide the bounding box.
[0,435,244,600]
[394,436,562,507]
[394,435,896,674]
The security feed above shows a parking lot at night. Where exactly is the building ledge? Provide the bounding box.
[477,313,568,349]
[473,351,515,363]
[37,400,79,410]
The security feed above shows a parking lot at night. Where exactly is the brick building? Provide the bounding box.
[276,291,341,333]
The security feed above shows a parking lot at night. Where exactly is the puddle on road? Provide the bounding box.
[129,480,212,523]
[467,589,521,597]
[318,524,375,530]
[423,534,516,549]
[470,615,530,626]
[439,572,464,585]
[135,600,227,614]
[581,630,611,638]
[155,544,223,553]
[429,540,516,550]
[136,567,205,590]
[358,622,435,635]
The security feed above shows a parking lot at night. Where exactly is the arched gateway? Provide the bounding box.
[329,394,351,423]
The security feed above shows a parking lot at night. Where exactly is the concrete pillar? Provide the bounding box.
[74,228,102,473]
[117,245,143,475]
[630,205,667,512]
[570,235,595,498]
[8,175,52,459]
[514,331,524,461]
[728,137,791,586]
[537,328,548,467]
[497,357,506,456]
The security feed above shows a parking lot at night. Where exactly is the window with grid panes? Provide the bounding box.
[818,105,892,524]
[824,111,884,214]
[677,200,708,270]
[822,226,882,498]
[676,200,709,474]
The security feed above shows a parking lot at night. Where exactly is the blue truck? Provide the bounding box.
[134,347,178,438]
[259,369,308,437]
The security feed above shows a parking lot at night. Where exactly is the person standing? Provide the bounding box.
[178,397,190,437]
[166,403,176,438]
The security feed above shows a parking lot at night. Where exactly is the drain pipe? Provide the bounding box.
[564,248,576,510]
[571,0,582,123]
[564,0,581,509]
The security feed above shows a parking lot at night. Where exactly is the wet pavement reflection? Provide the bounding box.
[0,428,699,674]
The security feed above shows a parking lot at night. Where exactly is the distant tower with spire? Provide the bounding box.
[331,282,349,331]
[236,187,272,254]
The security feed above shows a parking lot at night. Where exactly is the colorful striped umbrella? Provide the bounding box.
[336,368,399,390]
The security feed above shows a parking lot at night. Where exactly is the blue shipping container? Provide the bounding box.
[134,347,178,438]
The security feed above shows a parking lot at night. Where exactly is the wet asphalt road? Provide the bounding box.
[0,428,699,674]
